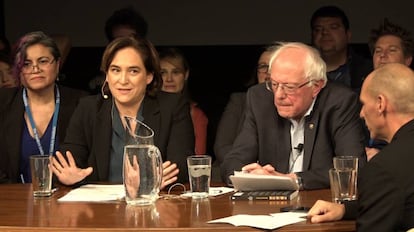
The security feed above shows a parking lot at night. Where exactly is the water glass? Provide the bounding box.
[187,155,211,198]
[333,156,358,198]
[30,155,52,197]
[329,168,357,203]
[333,156,359,171]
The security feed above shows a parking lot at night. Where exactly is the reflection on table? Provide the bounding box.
[0,184,355,231]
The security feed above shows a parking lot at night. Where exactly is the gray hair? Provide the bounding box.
[269,42,327,87]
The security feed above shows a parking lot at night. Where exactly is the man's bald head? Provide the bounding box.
[363,63,414,114]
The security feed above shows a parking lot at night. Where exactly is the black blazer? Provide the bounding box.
[348,48,373,94]
[221,82,367,189]
[343,120,414,231]
[214,92,247,164]
[60,92,195,184]
[0,86,88,183]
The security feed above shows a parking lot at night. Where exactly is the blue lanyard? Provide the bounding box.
[22,86,60,155]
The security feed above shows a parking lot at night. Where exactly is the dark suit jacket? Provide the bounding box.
[348,48,373,94]
[221,82,367,189]
[343,120,414,231]
[0,86,88,183]
[60,92,195,184]
[214,92,247,164]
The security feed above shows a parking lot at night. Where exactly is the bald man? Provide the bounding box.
[308,63,414,231]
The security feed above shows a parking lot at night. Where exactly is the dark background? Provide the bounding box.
[4,1,412,46]
[1,0,403,158]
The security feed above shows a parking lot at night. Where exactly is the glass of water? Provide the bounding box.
[30,155,52,197]
[187,155,211,199]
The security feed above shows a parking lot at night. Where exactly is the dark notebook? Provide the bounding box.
[231,190,298,201]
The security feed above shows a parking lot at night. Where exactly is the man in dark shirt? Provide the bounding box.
[308,63,414,231]
[310,5,373,93]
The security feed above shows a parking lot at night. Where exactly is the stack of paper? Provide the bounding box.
[229,171,299,191]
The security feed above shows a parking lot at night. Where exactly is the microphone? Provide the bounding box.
[289,143,304,173]
[101,81,108,99]
[294,143,304,153]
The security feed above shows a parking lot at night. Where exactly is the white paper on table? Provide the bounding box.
[207,212,307,230]
[58,184,125,202]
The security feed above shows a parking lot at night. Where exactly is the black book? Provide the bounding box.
[231,190,299,201]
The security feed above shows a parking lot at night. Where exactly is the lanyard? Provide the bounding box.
[22,86,60,155]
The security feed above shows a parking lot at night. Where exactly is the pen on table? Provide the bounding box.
[211,190,223,194]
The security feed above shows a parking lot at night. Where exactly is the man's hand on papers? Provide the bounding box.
[241,163,298,180]
[242,163,274,175]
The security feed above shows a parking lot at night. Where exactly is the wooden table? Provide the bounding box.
[0,184,355,231]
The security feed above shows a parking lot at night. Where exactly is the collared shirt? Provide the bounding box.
[108,102,144,182]
[288,98,316,173]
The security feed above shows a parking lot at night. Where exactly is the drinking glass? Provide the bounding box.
[187,155,211,199]
[30,155,52,197]
[329,168,357,203]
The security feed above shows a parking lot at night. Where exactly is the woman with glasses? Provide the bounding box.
[214,46,273,165]
[0,31,88,184]
[51,36,194,189]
